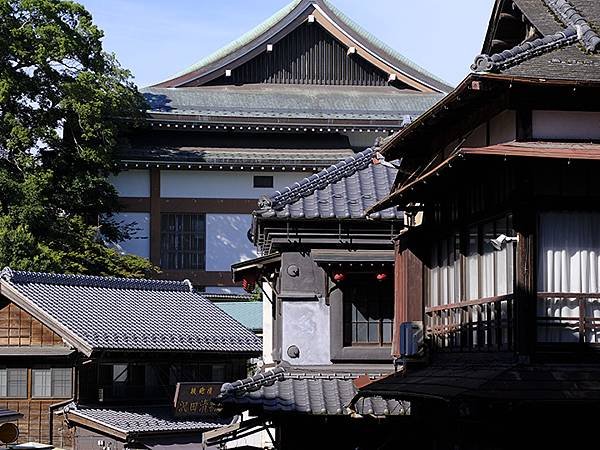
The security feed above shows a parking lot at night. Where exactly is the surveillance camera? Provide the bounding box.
[490,234,518,251]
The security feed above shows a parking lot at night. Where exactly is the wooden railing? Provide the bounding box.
[537,292,600,344]
[425,294,515,351]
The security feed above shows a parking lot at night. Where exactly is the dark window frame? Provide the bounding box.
[329,270,394,361]
[160,213,206,270]
[253,175,274,188]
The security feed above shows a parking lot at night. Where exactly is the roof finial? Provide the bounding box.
[0,267,13,281]
[183,279,194,292]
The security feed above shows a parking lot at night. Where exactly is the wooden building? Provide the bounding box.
[354,0,600,449]
[0,268,260,449]
[201,148,416,449]
[112,0,450,293]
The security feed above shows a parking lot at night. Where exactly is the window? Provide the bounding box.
[426,215,515,307]
[253,176,273,188]
[32,368,72,398]
[342,274,393,346]
[538,212,600,343]
[160,214,205,270]
[0,369,27,398]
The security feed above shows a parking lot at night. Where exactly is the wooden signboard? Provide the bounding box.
[173,382,223,418]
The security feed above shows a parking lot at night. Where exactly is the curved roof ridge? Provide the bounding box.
[154,0,451,92]
[264,147,376,211]
[319,0,451,90]
[1,267,192,292]
[472,27,578,72]
[155,0,305,86]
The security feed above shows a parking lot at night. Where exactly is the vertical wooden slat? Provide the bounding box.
[150,168,161,265]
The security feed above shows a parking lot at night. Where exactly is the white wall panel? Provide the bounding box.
[533,110,600,140]
[160,171,304,199]
[205,214,258,271]
[111,212,150,259]
[109,170,150,197]
[490,110,516,144]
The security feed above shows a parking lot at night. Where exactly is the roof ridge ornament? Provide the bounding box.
[544,0,600,52]
[0,267,13,281]
[471,27,578,73]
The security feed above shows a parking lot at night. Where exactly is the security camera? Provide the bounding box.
[490,234,518,251]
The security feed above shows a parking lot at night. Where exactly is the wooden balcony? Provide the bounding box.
[537,292,600,345]
[425,294,515,352]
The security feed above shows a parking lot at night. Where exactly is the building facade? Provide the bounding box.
[110,0,450,292]
[358,1,600,448]
[0,268,260,448]
[205,149,413,449]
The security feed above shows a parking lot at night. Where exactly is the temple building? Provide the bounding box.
[110,0,450,292]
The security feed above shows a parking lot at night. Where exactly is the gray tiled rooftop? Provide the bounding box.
[219,367,408,416]
[0,269,262,354]
[256,148,402,220]
[64,405,227,434]
[142,85,444,122]
[473,0,600,79]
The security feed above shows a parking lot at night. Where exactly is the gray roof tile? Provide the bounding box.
[0,268,262,354]
[142,85,443,123]
[64,405,226,435]
[256,148,402,220]
[473,0,600,78]
[218,367,408,416]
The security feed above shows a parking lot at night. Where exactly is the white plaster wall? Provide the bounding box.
[533,110,600,140]
[205,214,258,271]
[109,170,150,197]
[111,212,150,259]
[160,171,305,199]
[490,110,516,144]
[281,299,331,365]
[262,282,274,365]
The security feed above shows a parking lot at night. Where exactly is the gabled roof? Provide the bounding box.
[473,0,600,80]
[256,147,403,220]
[218,366,408,416]
[153,0,451,93]
[0,268,262,356]
[63,404,226,440]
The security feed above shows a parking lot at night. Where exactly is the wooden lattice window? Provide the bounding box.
[160,214,206,270]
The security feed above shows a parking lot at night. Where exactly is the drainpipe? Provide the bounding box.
[48,399,74,446]
[49,359,81,445]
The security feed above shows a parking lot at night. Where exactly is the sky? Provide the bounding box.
[78,0,495,88]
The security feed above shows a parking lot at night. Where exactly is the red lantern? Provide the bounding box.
[376,272,388,281]
[242,278,256,293]
[333,272,346,282]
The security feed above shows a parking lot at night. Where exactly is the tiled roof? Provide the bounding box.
[64,405,227,436]
[214,302,263,332]
[156,0,451,92]
[218,367,408,416]
[0,268,262,355]
[121,146,355,168]
[142,85,444,124]
[473,0,600,79]
[472,27,578,72]
[256,148,402,220]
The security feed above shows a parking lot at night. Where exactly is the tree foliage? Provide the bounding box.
[0,0,156,277]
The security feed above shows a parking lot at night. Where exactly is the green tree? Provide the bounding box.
[0,0,156,277]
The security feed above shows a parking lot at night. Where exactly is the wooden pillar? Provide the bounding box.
[514,162,536,360]
[392,237,423,357]
[149,168,161,265]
